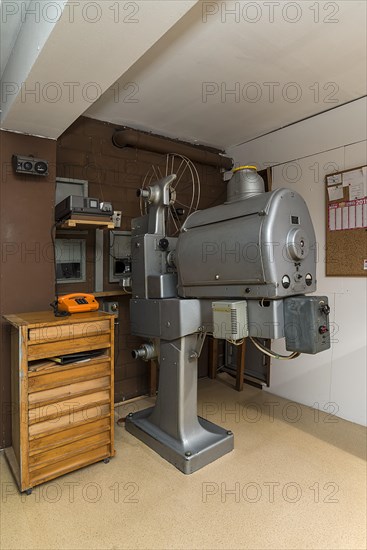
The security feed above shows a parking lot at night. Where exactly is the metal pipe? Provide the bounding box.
[131,342,157,361]
[112,128,233,171]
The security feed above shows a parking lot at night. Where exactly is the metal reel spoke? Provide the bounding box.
[168,206,181,235]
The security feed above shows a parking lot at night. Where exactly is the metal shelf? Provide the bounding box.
[94,291,127,298]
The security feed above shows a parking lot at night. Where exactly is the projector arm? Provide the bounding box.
[137,174,176,235]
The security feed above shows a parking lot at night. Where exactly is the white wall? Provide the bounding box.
[228,98,367,426]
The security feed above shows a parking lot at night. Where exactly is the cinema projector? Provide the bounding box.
[126,166,330,474]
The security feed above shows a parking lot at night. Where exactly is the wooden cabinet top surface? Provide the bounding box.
[3,310,114,328]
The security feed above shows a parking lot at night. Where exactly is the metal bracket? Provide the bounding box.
[189,330,207,361]
[143,174,177,235]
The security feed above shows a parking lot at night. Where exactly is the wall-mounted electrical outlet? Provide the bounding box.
[112,211,122,228]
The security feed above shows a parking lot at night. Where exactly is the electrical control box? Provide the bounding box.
[109,231,132,283]
[284,295,331,354]
[212,301,248,341]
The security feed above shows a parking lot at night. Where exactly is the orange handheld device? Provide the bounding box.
[57,293,99,314]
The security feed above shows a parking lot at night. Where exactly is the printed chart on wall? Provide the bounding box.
[325,165,367,276]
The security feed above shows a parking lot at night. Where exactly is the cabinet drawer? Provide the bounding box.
[29,417,111,454]
[29,432,111,472]
[27,333,111,361]
[28,359,111,393]
[29,403,111,438]
[29,445,111,487]
[28,320,110,343]
[29,376,110,408]
[29,391,111,425]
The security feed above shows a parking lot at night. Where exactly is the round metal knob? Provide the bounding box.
[159,238,169,251]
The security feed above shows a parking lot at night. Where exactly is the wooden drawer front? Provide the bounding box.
[29,417,111,454]
[29,431,111,472]
[29,391,111,425]
[28,320,110,343]
[29,445,110,487]
[27,333,111,361]
[29,404,111,438]
[29,376,110,408]
[28,359,111,393]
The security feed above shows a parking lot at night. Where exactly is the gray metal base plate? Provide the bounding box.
[125,407,234,474]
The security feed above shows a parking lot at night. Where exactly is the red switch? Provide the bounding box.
[319,325,328,334]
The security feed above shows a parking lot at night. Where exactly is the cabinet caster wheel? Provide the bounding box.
[103,458,110,464]
[25,488,33,495]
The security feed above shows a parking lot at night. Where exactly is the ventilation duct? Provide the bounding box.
[112,129,233,171]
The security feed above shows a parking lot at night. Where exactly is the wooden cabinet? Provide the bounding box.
[3,311,115,493]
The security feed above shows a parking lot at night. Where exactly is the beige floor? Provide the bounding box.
[1,377,366,550]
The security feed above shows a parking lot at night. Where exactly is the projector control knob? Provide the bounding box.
[286,228,310,260]
[159,238,169,251]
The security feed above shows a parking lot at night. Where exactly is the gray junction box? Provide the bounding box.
[284,295,330,354]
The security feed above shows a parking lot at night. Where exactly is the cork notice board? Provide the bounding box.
[325,165,367,276]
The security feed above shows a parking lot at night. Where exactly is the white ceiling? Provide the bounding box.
[1,0,198,137]
[0,0,32,77]
[1,1,366,146]
[85,0,367,150]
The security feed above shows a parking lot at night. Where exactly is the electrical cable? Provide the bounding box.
[226,338,245,346]
[50,222,70,317]
[249,337,300,360]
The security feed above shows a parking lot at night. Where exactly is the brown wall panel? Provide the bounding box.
[0,130,57,448]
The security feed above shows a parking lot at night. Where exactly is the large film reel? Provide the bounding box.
[141,153,201,236]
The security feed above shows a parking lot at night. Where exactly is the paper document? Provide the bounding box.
[327,174,342,186]
[335,207,342,230]
[328,186,343,201]
[348,204,356,229]
[328,198,367,231]
[355,203,363,227]
[343,168,367,199]
[328,207,336,230]
[342,206,349,229]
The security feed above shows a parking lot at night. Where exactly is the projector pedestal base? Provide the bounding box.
[125,335,233,474]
